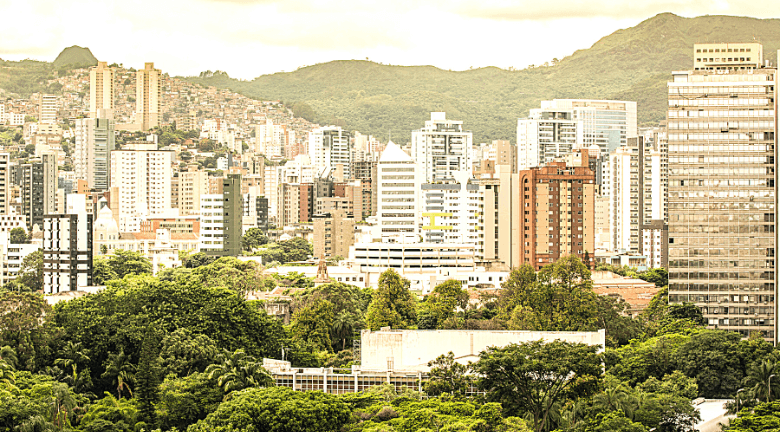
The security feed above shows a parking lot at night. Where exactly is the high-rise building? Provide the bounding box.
[200,174,243,257]
[693,42,763,71]
[640,129,669,269]
[420,171,482,255]
[667,44,777,340]
[89,61,115,119]
[135,63,161,130]
[412,112,472,183]
[377,142,422,242]
[74,117,115,190]
[109,142,173,232]
[38,94,57,125]
[309,126,352,180]
[518,99,637,170]
[178,165,209,216]
[0,153,10,215]
[481,140,518,173]
[516,161,596,270]
[609,140,640,253]
[313,209,355,259]
[43,194,93,293]
[18,153,57,231]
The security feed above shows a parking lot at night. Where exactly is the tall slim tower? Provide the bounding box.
[412,112,472,183]
[89,61,115,119]
[667,43,778,341]
[135,62,161,130]
[74,117,115,190]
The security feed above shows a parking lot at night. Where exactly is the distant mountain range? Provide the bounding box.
[184,13,780,143]
[2,14,780,143]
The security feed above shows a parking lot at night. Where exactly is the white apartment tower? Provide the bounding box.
[109,142,173,232]
[0,153,9,215]
[178,166,209,216]
[38,94,57,125]
[309,126,352,179]
[43,194,93,294]
[420,170,483,257]
[135,62,161,130]
[608,140,640,253]
[517,109,579,169]
[377,142,421,242]
[412,112,472,183]
[89,61,115,119]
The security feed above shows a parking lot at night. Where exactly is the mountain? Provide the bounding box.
[53,45,98,69]
[185,13,780,143]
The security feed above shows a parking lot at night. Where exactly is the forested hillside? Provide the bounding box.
[185,13,780,142]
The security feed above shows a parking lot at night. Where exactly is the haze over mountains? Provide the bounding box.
[2,13,780,142]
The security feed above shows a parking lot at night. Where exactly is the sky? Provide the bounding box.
[1,0,779,79]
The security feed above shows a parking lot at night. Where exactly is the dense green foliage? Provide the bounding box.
[184,14,780,142]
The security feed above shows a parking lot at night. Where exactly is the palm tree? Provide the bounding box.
[332,311,361,351]
[102,349,136,398]
[14,415,57,432]
[54,341,90,384]
[49,383,78,429]
[593,382,632,413]
[747,359,777,402]
[205,349,274,397]
[0,361,15,385]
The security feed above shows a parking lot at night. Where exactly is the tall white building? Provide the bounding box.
[608,141,640,253]
[0,153,9,215]
[38,94,57,125]
[89,61,115,119]
[377,142,421,242]
[517,99,637,170]
[264,165,283,223]
[641,129,668,269]
[420,170,483,257]
[74,117,115,190]
[109,142,173,232]
[135,63,161,130]
[411,112,472,183]
[309,126,352,179]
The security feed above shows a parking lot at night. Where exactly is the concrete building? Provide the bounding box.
[109,142,173,232]
[43,195,93,294]
[313,210,355,259]
[0,153,10,215]
[0,237,39,287]
[412,112,472,183]
[420,171,482,255]
[640,130,669,269]
[200,174,243,256]
[516,161,596,270]
[309,126,352,180]
[609,140,640,253]
[135,63,161,130]
[38,94,57,125]
[517,108,579,169]
[479,139,517,173]
[74,117,115,190]
[178,166,209,216]
[694,42,764,71]
[89,61,115,119]
[667,49,777,339]
[18,153,58,232]
[377,142,422,242]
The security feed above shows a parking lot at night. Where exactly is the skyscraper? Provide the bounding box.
[309,126,352,180]
[43,194,93,293]
[74,117,115,190]
[412,112,472,183]
[89,61,115,119]
[200,174,243,257]
[18,153,57,231]
[377,142,421,242]
[38,94,57,125]
[667,44,777,340]
[135,62,161,130]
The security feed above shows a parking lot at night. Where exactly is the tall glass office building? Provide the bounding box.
[667,43,777,340]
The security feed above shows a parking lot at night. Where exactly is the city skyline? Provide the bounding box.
[2,1,780,79]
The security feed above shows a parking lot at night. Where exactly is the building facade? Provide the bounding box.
[412,112,472,183]
[135,62,161,130]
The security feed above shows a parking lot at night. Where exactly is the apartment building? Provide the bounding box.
[412,112,472,183]
[43,195,93,293]
[313,209,355,259]
[74,117,115,190]
[178,166,209,216]
[135,62,161,130]
[89,61,115,119]
[200,174,242,256]
[38,94,57,125]
[309,126,352,180]
[420,171,482,256]
[377,142,422,242]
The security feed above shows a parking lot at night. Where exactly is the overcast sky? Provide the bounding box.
[1,0,779,79]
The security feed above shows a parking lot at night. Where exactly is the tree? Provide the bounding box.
[473,340,603,432]
[135,326,161,428]
[92,256,118,285]
[674,330,743,398]
[9,227,29,244]
[365,269,417,330]
[242,227,268,251]
[157,372,223,430]
[744,359,778,402]
[426,279,469,329]
[424,351,473,397]
[0,290,52,370]
[188,386,351,432]
[101,349,135,399]
[728,401,780,432]
[15,250,44,291]
[107,249,153,278]
[182,252,217,268]
[291,300,335,352]
[157,328,219,377]
[78,392,138,432]
[204,348,273,395]
[293,282,366,351]
[54,340,90,385]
